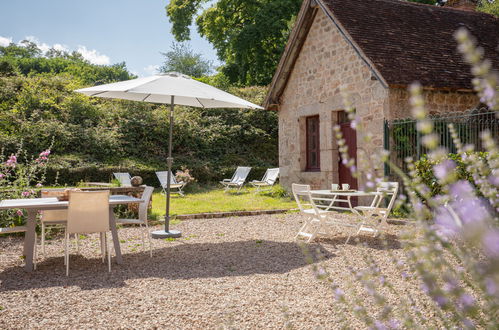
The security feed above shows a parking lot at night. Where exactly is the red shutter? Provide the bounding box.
[306,115,320,171]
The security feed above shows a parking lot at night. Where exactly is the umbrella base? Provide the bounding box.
[151,229,182,239]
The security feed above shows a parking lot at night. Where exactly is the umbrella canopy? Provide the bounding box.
[75,72,263,239]
[75,72,263,109]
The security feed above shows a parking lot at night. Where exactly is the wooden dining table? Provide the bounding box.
[0,195,143,271]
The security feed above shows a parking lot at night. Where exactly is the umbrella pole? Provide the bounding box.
[152,96,182,239]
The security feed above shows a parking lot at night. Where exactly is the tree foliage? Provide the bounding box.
[166,0,302,86]
[0,41,277,184]
[159,42,212,77]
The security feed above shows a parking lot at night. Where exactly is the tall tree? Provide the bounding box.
[159,42,212,77]
[166,0,302,86]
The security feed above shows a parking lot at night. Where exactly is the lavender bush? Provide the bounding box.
[0,143,52,228]
[312,28,498,328]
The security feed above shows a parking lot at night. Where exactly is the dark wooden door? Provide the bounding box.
[337,112,358,205]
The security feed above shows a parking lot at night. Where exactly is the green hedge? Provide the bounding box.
[44,164,269,187]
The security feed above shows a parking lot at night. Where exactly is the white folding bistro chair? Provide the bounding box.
[250,168,280,192]
[292,184,335,243]
[116,186,154,257]
[220,166,252,192]
[352,182,399,240]
[156,171,187,196]
[113,172,132,187]
[65,190,112,276]
[0,226,37,269]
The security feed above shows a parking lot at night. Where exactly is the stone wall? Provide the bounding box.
[277,9,479,192]
[388,89,479,120]
[278,9,388,191]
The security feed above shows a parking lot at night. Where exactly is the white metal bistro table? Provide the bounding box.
[310,190,385,241]
[0,195,143,271]
[310,190,381,214]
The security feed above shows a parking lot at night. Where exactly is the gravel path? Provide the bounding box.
[0,213,433,329]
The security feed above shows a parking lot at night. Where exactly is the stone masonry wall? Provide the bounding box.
[389,89,479,120]
[277,9,480,192]
[278,9,389,191]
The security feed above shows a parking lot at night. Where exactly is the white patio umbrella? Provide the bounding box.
[75,72,263,238]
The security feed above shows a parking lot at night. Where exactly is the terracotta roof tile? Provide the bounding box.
[321,0,499,89]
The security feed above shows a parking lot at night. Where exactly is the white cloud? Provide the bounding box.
[24,35,51,53]
[21,36,69,54]
[52,43,68,52]
[0,36,12,47]
[2,35,112,66]
[76,45,110,65]
[143,64,160,76]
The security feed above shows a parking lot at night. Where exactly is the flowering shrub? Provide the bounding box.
[312,28,499,328]
[0,144,51,228]
[414,152,488,198]
[175,167,196,184]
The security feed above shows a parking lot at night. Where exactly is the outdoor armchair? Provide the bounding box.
[220,166,252,192]
[250,168,279,192]
[116,186,154,257]
[113,172,132,187]
[156,171,187,196]
[65,190,111,276]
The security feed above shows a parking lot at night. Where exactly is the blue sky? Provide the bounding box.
[0,0,219,76]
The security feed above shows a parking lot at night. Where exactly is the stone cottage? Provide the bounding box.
[264,0,499,191]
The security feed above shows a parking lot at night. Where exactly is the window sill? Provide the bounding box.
[303,169,321,173]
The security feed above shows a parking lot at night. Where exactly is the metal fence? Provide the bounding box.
[383,109,498,175]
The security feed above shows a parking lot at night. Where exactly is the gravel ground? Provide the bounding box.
[0,213,434,329]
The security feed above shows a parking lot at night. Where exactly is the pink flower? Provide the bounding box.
[0,173,4,179]
[39,150,51,158]
[6,155,17,167]
[22,191,30,197]
[36,183,42,187]
[16,209,23,217]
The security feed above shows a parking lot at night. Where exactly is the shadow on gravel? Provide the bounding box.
[317,233,402,250]
[0,240,334,291]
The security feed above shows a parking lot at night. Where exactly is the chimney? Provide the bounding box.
[444,0,477,11]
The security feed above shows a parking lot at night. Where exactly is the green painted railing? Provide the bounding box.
[383,109,498,175]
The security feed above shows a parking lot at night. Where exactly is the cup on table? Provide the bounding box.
[342,184,350,191]
[331,184,339,191]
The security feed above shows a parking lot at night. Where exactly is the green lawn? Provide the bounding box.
[150,186,296,218]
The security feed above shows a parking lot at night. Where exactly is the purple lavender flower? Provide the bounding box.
[485,277,497,296]
[480,84,496,108]
[449,181,474,200]
[458,293,475,311]
[373,320,388,330]
[489,174,499,186]
[350,118,359,129]
[388,319,400,329]
[482,229,499,258]
[434,206,460,237]
[433,159,456,180]
[433,295,448,308]
[334,288,344,301]
[443,276,458,293]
